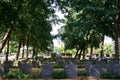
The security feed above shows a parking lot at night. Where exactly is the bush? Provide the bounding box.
[54,64,64,68]
[78,60,84,65]
[100,72,120,79]
[52,71,67,79]
[78,70,89,76]
[3,71,32,79]
[78,60,84,68]
[100,72,112,79]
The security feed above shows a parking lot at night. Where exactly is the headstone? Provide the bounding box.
[28,60,39,68]
[65,59,71,64]
[96,61,107,68]
[112,64,120,76]
[18,61,25,67]
[93,64,103,73]
[19,61,31,74]
[47,58,52,63]
[64,64,78,78]
[4,61,14,68]
[71,59,78,66]
[89,65,100,78]
[109,59,118,64]
[57,59,65,65]
[2,63,9,73]
[41,64,53,78]
[106,61,117,73]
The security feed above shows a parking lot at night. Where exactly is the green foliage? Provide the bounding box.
[58,0,120,60]
[78,60,84,66]
[53,64,64,68]
[3,71,32,79]
[9,42,18,53]
[51,53,56,59]
[65,49,76,54]
[78,70,89,77]
[100,72,120,79]
[52,70,67,79]
[54,46,64,53]
[0,0,56,53]
[103,44,113,54]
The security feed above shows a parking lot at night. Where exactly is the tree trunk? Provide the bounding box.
[5,36,10,61]
[82,50,85,60]
[26,37,29,59]
[22,40,25,59]
[78,49,83,60]
[32,47,35,58]
[0,28,12,53]
[114,15,119,63]
[74,48,79,59]
[16,40,22,60]
[89,38,94,60]
[100,34,105,60]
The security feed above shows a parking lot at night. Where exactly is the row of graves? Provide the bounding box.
[0,58,78,79]
[0,58,120,79]
[84,59,120,78]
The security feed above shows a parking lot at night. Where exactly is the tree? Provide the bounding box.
[59,0,101,60]
[58,0,120,62]
[0,0,56,60]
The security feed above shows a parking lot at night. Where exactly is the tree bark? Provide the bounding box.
[0,28,12,53]
[82,50,85,60]
[22,40,25,59]
[26,37,29,59]
[16,40,22,60]
[32,47,35,58]
[74,48,79,59]
[100,34,105,60]
[5,36,10,61]
[78,49,83,60]
[89,38,94,60]
[114,15,119,63]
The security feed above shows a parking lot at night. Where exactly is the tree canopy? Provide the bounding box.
[59,0,120,61]
[0,0,56,52]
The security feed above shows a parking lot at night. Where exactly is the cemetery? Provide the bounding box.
[0,0,120,80]
[0,55,120,79]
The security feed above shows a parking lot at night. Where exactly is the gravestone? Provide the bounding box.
[19,61,31,74]
[18,61,25,67]
[28,60,39,68]
[93,64,103,73]
[112,64,120,76]
[4,61,14,68]
[47,58,53,63]
[65,59,71,64]
[96,61,107,68]
[109,59,118,64]
[84,60,91,72]
[106,61,117,73]
[89,65,100,78]
[41,63,53,78]
[71,59,78,66]
[57,59,65,65]
[2,63,9,73]
[64,64,78,78]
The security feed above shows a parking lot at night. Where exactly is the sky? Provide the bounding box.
[104,36,112,44]
[51,10,65,47]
